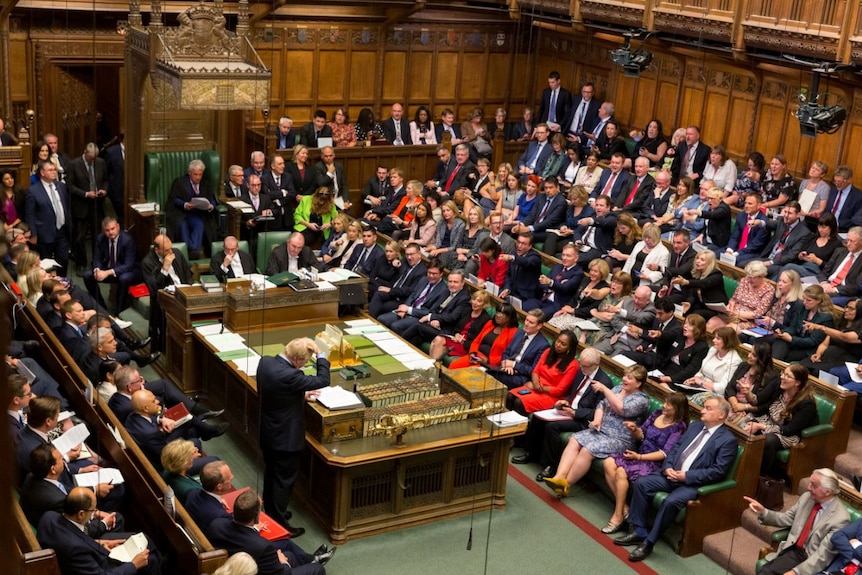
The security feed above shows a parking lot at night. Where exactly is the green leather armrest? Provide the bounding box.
[696,479,736,497]
[801,424,833,438]
[771,528,790,543]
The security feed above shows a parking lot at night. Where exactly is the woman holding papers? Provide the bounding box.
[506,330,579,415]
[653,314,711,387]
[772,284,838,362]
[161,439,202,504]
[442,300,518,369]
[543,365,650,497]
[724,341,780,423]
[679,326,743,395]
[742,363,818,476]
[802,298,862,374]
[706,260,774,333]
[797,161,831,217]
[599,392,688,534]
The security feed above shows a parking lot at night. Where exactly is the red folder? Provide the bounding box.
[221,487,290,541]
[162,403,193,427]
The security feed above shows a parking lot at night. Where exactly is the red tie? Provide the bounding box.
[832,189,844,215]
[601,172,618,196]
[444,165,461,191]
[624,179,641,206]
[831,253,856,287]
[738,217,752,250]
[796,502,822,548]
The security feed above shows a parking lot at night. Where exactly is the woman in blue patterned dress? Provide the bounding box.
[599,392,689,534]
[543,365,651,497]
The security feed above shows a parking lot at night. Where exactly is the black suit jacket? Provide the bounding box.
[759,220,810,265]
[223,180,248,200]
[661,339,710,382]
[616,174,656,212]
[285,162,318,197]
[382,117,413,145]
[184,489,230,536]
[103,144,124,204]
[298,123,333,148]
[503,249,542,300]
[209,249,256,282]
[660,422,738,485]
[386,261,427,301]
[166,175,218,245]
[25,179,70,246]
[363,176,392,202]
[825,185,862,232]
[426,288,471,331]
[405,278,448,312]
[141,248,193,290]
[37,511,138,575]
[818,248,862,296]
[434,123,462,144]
[665,246,697,282]
[563,97,601,136]
[521,193,567,232]
[701,201,732,248]
[258,355,330,453]
[344,243,385,277]
[641,315,683,363]
[671,141,710,185]
[442,161,479,194]
[517,141,554,174]
[208,519,289,575]
[275,129,298,150]
[314,161,349,202]
[537,86,572,126]
[20,475,108,538]
[264,243,320,276]
[66,156,108,219]
[574,211,618,254]
[592,169,630,201]
[0,131,15,146]
[239,191,282,226]
[91,230,138,276]
[259,170,294,199]
[57,321,90,363]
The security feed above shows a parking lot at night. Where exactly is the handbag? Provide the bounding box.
[755,475,785,510]
[473,136,492,155]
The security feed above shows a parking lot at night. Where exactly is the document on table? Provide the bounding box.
[52,423,90,455]
[344,319,377,327]
[344,325,389,335]
[195,323,229,336]
[316,386,364,410]
[612,354,637,367]
[204,333,248,352]
[233,355,261,376]
[487,411,528,427]
[75,467,125,487]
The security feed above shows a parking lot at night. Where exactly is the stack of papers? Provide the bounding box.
[130,202,157,212]
[487,411,529,427]
[108,533,148,562]
[316,386,364,410]
[225,200,254,214]
[52,423,89,455]
[75,467,125,487]
[318,269,360,282]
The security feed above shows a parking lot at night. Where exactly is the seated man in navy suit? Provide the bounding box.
[208,490,331,575]
[368,242,427,317]
[725,193,769,266]
[591,153,630,203]
[615,395,738,562]
[37,488,162,575]
[516,124,553,181]
[520,242,583,317]
[342,226,384,277]
[510,177,568,245]
[378,259,447,329]
[392,269,471,347]
[83,216,141,314]
[572,194,617,270]
[483,309,550,389]
[184,461,235,536]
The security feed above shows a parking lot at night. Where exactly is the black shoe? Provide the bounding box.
[126,337,151,350]
[629,543,653,562]
[134,351,161,367]
[199,409,225,421]
[312,544,327,556]
[511,452,532,464]
[286,525,305,538]
[614,531,645,546]
[535,466,553,482]
[313,547,336,565]
[203,421,229,439]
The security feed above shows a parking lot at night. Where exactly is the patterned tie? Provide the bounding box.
[413,282,432,307]
[676,427,708,470]
[832,188,844,215]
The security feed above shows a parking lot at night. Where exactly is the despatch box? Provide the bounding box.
[305,401,365,444]
[438,367,507,409]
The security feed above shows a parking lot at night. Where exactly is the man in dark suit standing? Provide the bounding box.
[141,234,193,351]
[363,165,392,209]
[210,235,256,282]
[564,82,601,147]
[396,269,471,347]
[37,488,161,575]
[275,116,297,150]
[536,71,572,133]
[166,159,218,260]
[500,232,542,303]
[25,160,70,275]
[670,125,710,186]
[615,396,738,561]
[208,490,330,574]
[823,166,862,232]
[315,146,349,210]
[66,142,108,270]
[265,232,320,276]
[258,338,331,538]
[299,110,333,148]
[592,153,630,203]
[516,124,553,181]
[818,226,862,306]
[511,178,568,245]
[378,260,448,329]
[368,242,427,316]
[343,226,384,276]
[260,154,295,209]
[485,309,549,389]
[83,217,140,314]
[44,132,71,182]
[103,135,125,226]
[381,102,412,146]
[512,347,611,475]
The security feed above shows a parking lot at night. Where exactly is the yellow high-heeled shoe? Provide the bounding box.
[542,476,569,496]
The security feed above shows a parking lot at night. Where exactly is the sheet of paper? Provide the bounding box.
[399,359,436,370]
[364,332,399,343]
[233,355,261,376]
[611,354,637,367]
[52,423,90,455]
[74,467,125,487]
[204,333,248,352]
[316,386,364,410]
[845,362,862,383]
[108,533,148,563]
[487,411,528,427]
[344,319,377,327]
[344,325,389,335]
[533,408,571,422]
[195,323,229,336]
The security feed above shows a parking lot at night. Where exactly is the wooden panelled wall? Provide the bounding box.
[532,29,862,180]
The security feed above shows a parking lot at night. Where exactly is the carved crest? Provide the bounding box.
[168,2,237,57]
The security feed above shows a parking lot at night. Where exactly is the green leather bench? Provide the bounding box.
[776,393,836,487]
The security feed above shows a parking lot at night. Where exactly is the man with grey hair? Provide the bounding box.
[746,468,849,575]
[258,337,331,537]
[67,142,108,270]
[244,150,266,182]
[818,225,862,306]
[592,285,657,355]
[224,164,246,199]
[275,116,296,150]
[167,158,217,260]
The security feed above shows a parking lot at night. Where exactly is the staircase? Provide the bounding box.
[702,423,862,575]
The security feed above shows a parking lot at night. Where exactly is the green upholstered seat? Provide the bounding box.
[255,231,293,273]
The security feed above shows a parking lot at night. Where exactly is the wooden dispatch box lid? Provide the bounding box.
[438,367,507,407]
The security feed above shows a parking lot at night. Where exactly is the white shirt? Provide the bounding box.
[679,424,720,471]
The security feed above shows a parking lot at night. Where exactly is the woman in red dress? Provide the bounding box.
[505,330,579,415]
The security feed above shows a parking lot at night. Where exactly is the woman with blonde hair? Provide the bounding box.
[429,200,465,264]
[294,186,337,247]
[495,172,523,226]
[286,144,318,198]
[160,439,202,503]
[448,201,488,270]
[668,249,728,319]
[550,259,611,330]
[322,220,362,269]
[25,267,48,305]
[213,552,258,575]
[706,259,774,332]
[621,224,670,287]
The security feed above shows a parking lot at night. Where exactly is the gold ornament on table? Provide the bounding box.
[315,324,361,369]
[369,401,502,447]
